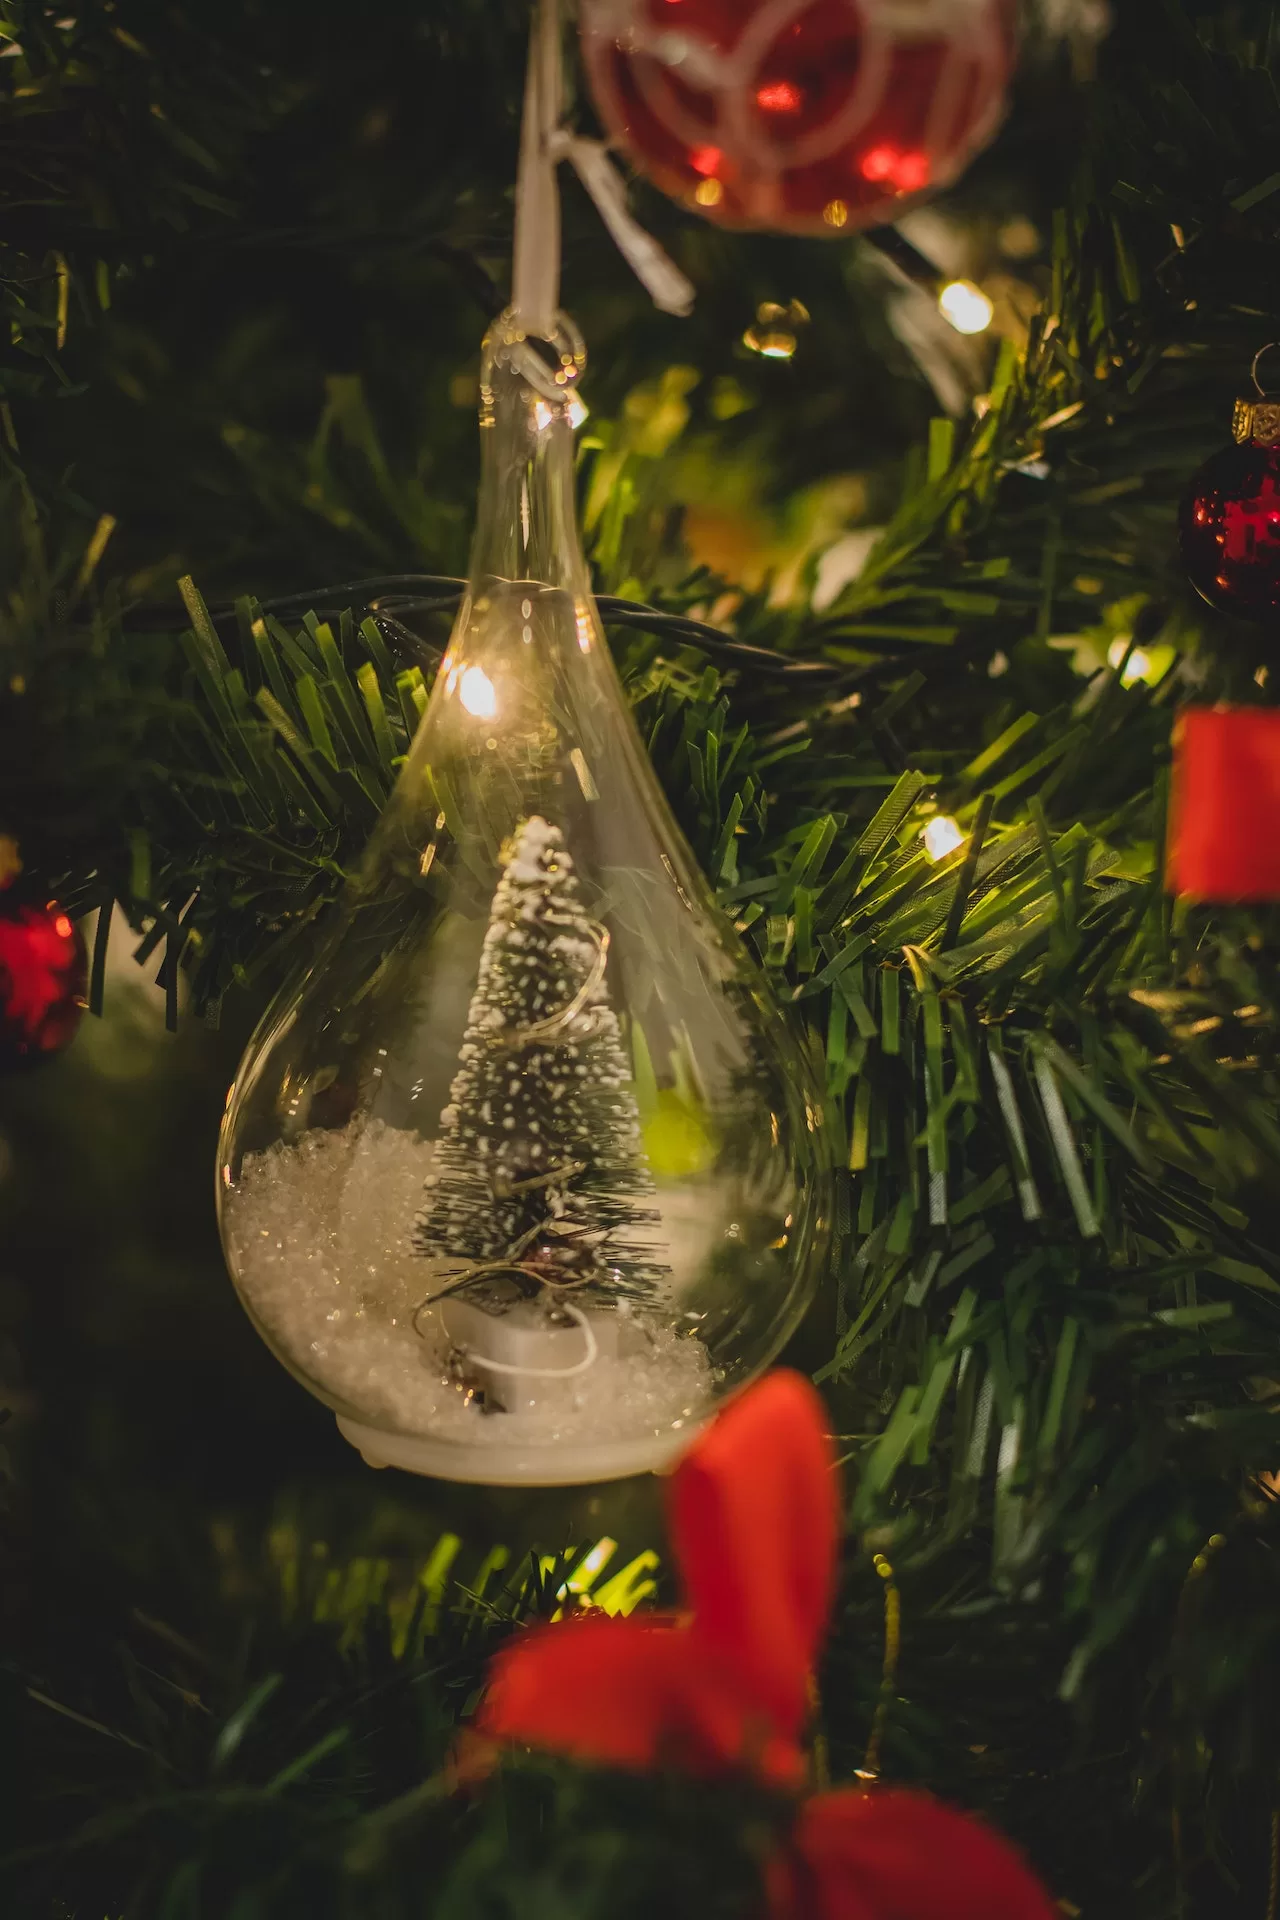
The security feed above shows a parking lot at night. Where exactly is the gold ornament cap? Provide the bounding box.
[1232,398,1280,446]
[1234,345,1280,446]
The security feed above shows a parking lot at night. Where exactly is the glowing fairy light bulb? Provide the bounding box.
[1108,637,1152,685]
[939,280,994,336]
[745,300,807,361]
[535,395,587,431]
[922,815,965,862]
[745,329,796,360]
[756,81,801,112]
[459,664,498,718]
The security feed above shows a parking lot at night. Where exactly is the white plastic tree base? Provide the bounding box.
[440,1294,622,1414]
[334,1412,699,1485]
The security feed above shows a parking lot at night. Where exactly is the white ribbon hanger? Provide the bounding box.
[510,0,696,331]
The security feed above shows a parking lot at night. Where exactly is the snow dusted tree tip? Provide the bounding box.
[415,815,668,1305]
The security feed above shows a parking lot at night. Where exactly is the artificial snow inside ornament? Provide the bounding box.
[580,0,1017,237]
[0,836,86,1072]
[216,311,832,1485]
[1180,349,1280,622]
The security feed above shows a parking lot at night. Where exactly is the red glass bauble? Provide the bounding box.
[580,0,1016,237]
[0,880,87,1070]
[1180,436,1280,622]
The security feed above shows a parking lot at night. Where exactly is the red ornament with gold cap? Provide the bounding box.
[579,0,1017,237]
[1180,346,1280,621]
[0,836,87,1071]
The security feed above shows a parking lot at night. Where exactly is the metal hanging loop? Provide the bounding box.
[1252,342,1280,398]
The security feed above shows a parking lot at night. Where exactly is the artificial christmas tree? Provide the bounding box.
[9,4,1280,1917]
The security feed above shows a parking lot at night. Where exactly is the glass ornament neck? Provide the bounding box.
[468,309,589,596]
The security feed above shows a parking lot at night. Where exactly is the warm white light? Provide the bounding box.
[744,327,797,360]
[923,815,965,862]
[939,280,994,336]
[459,665,497,718]
[1108,637,1152,685]
[574,1538,616,1588]
[533,395,587,431]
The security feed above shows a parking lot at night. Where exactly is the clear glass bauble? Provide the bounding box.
[217,312,833,1485]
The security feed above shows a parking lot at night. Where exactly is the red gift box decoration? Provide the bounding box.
[1168,706,1280,902]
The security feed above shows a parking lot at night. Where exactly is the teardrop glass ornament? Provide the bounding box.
[217,312,832,1485]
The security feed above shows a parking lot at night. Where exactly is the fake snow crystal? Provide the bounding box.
[222,1120,713,1451]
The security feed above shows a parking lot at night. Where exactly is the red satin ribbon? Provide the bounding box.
[477,1370,1055,1920]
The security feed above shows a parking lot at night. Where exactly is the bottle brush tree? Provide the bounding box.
[416,815,668,1306]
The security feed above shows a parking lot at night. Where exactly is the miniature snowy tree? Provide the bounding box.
[415,815,668,1305]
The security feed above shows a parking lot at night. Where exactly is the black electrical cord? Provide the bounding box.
[218,573,845,684]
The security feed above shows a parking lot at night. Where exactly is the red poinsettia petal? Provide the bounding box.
[674,1371,836,1745]
[476,1610,808,1785]
[769,1789,1057,1920]
[474,1372,837,1786]
[477,1615,695,1769]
